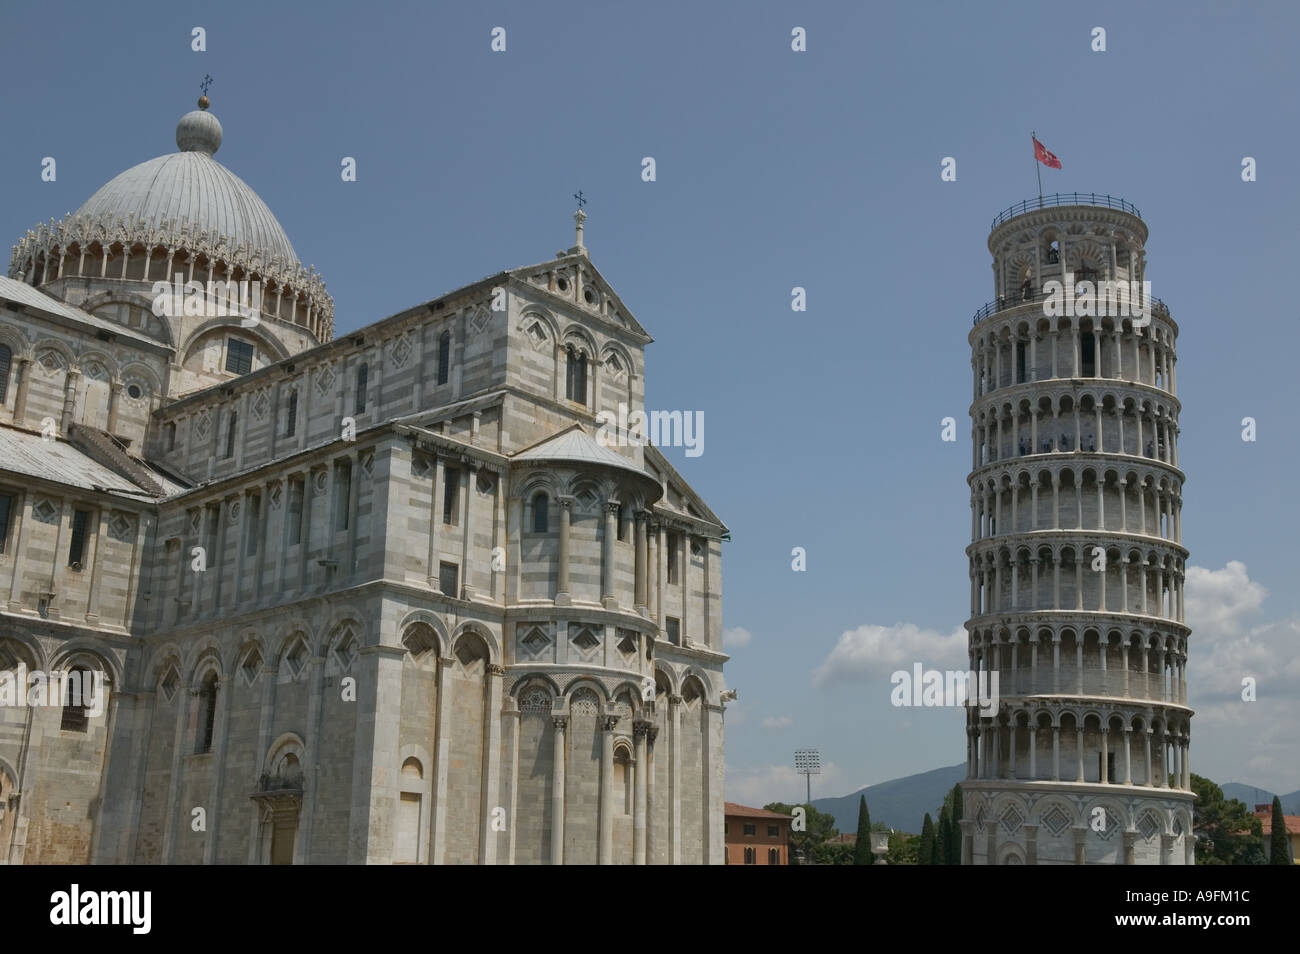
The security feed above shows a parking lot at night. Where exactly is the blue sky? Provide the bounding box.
[3,0,1298,807]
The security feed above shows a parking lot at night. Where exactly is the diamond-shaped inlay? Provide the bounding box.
[160,667,180,702]
[975,805,987,833]
[83,361,108,382]
[999,806,1023,834]
[1042,805,1072,837]
[525,321,547,348]
[315,363,335,396]
[1137,812,1160,841]
[285,639,308,677]
[361,452,375,477]
[250,388,270,421]
[403,627,434,659]
[241,649,263,685]
[572,628,600,653]
[390,334,412,369]
[1172,816,1184,837]
[37,349,65,374]
[269,484,282,509]
[188,509,201,534]
[32,498,58,524]
[521,628,549,655]
[193,411,211,442]
[469,306,491,334]
[575,489,598,513]
[411,454,432,478]
[108,512,133,542]
[617,633,637,657]
[334,631,358,669]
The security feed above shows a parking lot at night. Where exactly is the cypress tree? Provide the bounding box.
[918,813,935,866]
[947,783,963,864]
[853,795,873,865]
[937,805,951,865]
[1270,796,1291,864]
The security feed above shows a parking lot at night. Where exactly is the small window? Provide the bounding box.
[744,847,755,865]
[616,504,626,541]
[165,421,176,451]
[743,823,756,836]
[68,509,91,568]
[288,479,304,544]
[0,343,11,404]
[667,531,680,583]
[336,461,352,531]
[665,617,680,646]
[126,383,142,400]
[226,339,254,375]
[196,672,218,754]
[60,667,93,733]
[443,469,460,526]
[768,847,780,865]
[437,331,451,386]
[224,411,238,458]
[355,363,368,414]
[246,495,260,556]
[285,389,298,437]
[0,493,13,553]
[439,561,459,597]
[532,493,549,533]
[767,824,779,837]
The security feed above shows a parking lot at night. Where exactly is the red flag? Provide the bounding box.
[1033,136,1062,169]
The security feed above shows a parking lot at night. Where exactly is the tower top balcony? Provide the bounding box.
[990,193,1142,231]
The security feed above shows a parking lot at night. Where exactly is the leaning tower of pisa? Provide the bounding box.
[961,194,1193,865]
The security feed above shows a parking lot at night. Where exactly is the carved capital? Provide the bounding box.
[601,715,620,732]
[486,664,505,677]
[552,716,568,731]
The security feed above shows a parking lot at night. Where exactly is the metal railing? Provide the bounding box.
[991,193,1141,230]
[972,291,1169,326]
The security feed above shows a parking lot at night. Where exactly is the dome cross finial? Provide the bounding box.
[571,190,588,254]
[198,73,214,109]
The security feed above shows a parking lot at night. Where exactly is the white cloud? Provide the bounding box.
[723,626,752,649]
[761,715,792,732]
[811,622,967,688]
[725,759,845,807]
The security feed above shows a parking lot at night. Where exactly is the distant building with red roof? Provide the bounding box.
[1255,804,1300,863]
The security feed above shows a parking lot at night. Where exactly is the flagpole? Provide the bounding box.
[1033,130,1043,206]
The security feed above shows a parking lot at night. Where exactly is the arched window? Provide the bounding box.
[0,344,11,405]
[285,388,298,437]
[768,847,780,865]
[355,363,368,414]
[437,331,451,386]
[565,346,588,405]
[60,666,94,733]
[196,672,218,753]
[532,492,549,533]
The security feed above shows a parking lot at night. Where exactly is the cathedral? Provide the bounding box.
[0,96,729,864]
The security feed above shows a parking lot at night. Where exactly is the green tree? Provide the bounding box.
[1190,774,1265,865]
[853,795,873,865]
[764,802,839,865]
[936,805,952,865]
[944,783,963,864]
[918,813,935,866]
[1270,795,1291,865]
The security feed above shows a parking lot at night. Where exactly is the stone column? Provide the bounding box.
[1052,723,1061,780]
[556,497,572,605]
[669,694,682,864]
[1123,830,1136,864]
[985,819,999,865]
[598,715,618,863]
[1073,827,1088,864]
[634,511,648,615]
[602,502,619,609]
[1123,727,1133,784]
[633,720,649,864]
[428,454,443,589]
[1024,824,1038,865]
[550,716,567,865]
[960,818,974,865]
[479,664,504,864]
[1101,727,1110,783]
[430,656,454,864]
[460,460,477,600]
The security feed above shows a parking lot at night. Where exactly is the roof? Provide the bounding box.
[0,276,160,347]
[512,424,652,481]
[724,802,793,820]
[75,110,298,266]
[1255,809,1300,836]
[0,425,172,499]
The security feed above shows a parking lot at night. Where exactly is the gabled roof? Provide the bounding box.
[0,275,161,348]
[512,424,650,480]
[507,253,652,341]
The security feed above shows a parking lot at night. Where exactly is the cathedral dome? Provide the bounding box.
[74,103,298,265]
